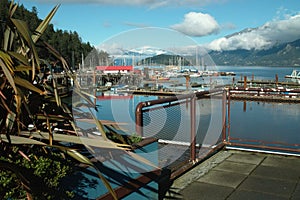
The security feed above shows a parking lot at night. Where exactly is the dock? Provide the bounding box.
[165,149,300,200]
[237,79,300,87]
[117,89,185,96]
[228,87,300,103]
[229,94,300,103]
[132,88,300,200]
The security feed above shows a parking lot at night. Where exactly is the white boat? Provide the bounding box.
[285,70,300,79]
[189,73,202,78]
[201,70,218,76]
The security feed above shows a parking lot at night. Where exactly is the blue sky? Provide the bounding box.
[21,0,300,52]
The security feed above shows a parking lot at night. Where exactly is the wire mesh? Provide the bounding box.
[195,97,224,147]
[142,100,191,143]
[228,89,300,154]
[137,91,225,171]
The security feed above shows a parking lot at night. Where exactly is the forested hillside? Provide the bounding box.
[140,54,192,66]
[0,0,93,69]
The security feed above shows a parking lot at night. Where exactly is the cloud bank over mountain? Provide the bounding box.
[206,14,300,51]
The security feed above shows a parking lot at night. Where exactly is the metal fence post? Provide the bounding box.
[190,94,196,161]
[227,89,231,143]
[135,102,145,137]
[222,90,227,142]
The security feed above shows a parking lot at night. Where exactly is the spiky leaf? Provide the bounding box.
[14,76,45,95]
[32,5,60,44]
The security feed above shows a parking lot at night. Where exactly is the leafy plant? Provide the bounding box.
[129,133,143,144]
[0,145,75,199]
[0,1,121,199]
[0,1,158,199]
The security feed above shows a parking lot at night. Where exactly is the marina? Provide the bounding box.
[23,65,300,199]
[73,65,300,135]
[2,1,300,199]
[74,65,300,93]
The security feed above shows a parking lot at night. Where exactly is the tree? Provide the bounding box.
[98,50,110,66]
[0,2,120,199]
[0,0,93,70]
[0,2,155,199]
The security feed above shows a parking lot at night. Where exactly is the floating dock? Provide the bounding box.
[237,79,300,87]
[228,87,300,103]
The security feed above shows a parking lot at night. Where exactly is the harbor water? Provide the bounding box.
[93,66,300,148]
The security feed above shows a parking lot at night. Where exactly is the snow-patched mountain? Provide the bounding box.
[224,28,258,39]
[124,46,173,57]
[209,38,300,66]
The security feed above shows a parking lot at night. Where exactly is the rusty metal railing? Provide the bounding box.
[136,92,199,162]
[226,87,300,155]
[135,89,226,178]
[135,86,300,179]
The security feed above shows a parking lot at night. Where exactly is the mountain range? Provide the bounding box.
[138,38,300,67]
[208,38,300,67]
[125,46,172,57]
[112,27,300,67]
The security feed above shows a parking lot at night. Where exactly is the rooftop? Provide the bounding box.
[95,66,133,71]
[165,149,300,200]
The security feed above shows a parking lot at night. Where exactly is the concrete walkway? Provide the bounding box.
[165,149,300,200]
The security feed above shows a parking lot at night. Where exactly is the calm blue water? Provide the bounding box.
[96,95,157,132]
[229,101,300,146]
[218,65,299,81]
[162,66,300,90]
[92,66,300,149]
[220,66,300,148]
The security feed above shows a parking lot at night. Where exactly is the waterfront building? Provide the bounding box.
[96,65,133,74]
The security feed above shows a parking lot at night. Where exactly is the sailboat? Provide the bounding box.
[285,70,300,79]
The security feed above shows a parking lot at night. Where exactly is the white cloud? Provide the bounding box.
[171,12,220,37]
[206,13,300,51]
[207,32,272,51]
[97,42,124,54]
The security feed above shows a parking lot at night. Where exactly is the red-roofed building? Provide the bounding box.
[96,66,133,74]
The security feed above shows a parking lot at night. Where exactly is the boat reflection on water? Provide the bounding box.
[97,91,133,100]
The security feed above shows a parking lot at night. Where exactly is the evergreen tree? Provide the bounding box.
[0,0,93,69]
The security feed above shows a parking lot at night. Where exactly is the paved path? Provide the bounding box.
[165,150,300,200]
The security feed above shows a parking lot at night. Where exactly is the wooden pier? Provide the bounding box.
[228,87,300,103]
[117,89,184,96]
[237,79,300,87]
[236,74,300,88]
